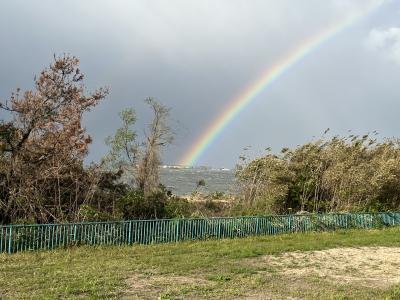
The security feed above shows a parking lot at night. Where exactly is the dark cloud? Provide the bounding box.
[0,0,399,167]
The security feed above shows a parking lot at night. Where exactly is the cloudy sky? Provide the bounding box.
[1,0,399,167]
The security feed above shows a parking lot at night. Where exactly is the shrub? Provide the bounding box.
[208,191,225,200]
[165,197,193,218]
[117,189,167,219]
[77,205,117,222]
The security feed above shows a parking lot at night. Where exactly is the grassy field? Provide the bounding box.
[1,227,400,299]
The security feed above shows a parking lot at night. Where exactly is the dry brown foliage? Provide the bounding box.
[236,133,400,213]
[0,55,108,223]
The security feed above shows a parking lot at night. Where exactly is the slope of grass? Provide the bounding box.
[1,227,400,299]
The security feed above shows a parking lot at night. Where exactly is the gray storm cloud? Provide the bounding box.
[0,0,399,167]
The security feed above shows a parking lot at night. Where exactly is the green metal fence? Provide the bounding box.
[1,212,400,254]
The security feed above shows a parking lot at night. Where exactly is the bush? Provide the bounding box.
[165,197,193,218]
[117,189,167,219]
[204,199,220,211]
[208,191,225,200]
[77,205,117,222]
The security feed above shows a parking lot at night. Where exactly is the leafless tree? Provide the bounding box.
[136,98,173,196]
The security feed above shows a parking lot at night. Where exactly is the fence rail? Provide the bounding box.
[1,212,400,254]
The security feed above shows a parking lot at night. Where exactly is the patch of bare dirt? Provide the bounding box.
[123,247,400,299]
[123,274,213,299]
[252,247,400,288]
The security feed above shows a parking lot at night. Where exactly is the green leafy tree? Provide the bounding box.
[103,108,138,173]
[104,98,173,197]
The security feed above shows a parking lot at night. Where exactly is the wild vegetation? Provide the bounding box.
[0,55,181,224]
[0,55,107,223]
[236,132,400,215]
[1,227,400,299]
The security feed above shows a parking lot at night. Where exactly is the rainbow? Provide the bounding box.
[179,0,384,166]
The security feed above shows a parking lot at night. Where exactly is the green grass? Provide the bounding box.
[1,227,400,299]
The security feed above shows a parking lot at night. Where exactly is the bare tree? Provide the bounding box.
[136,98,173,196]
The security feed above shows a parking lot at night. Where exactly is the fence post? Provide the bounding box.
[73,224,77,243]
[175,219,180,242]
[255,218,259,235]
[8,225,13,254]
[128,221,132,245]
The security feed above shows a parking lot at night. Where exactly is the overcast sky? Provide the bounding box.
[1,0,400,167]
